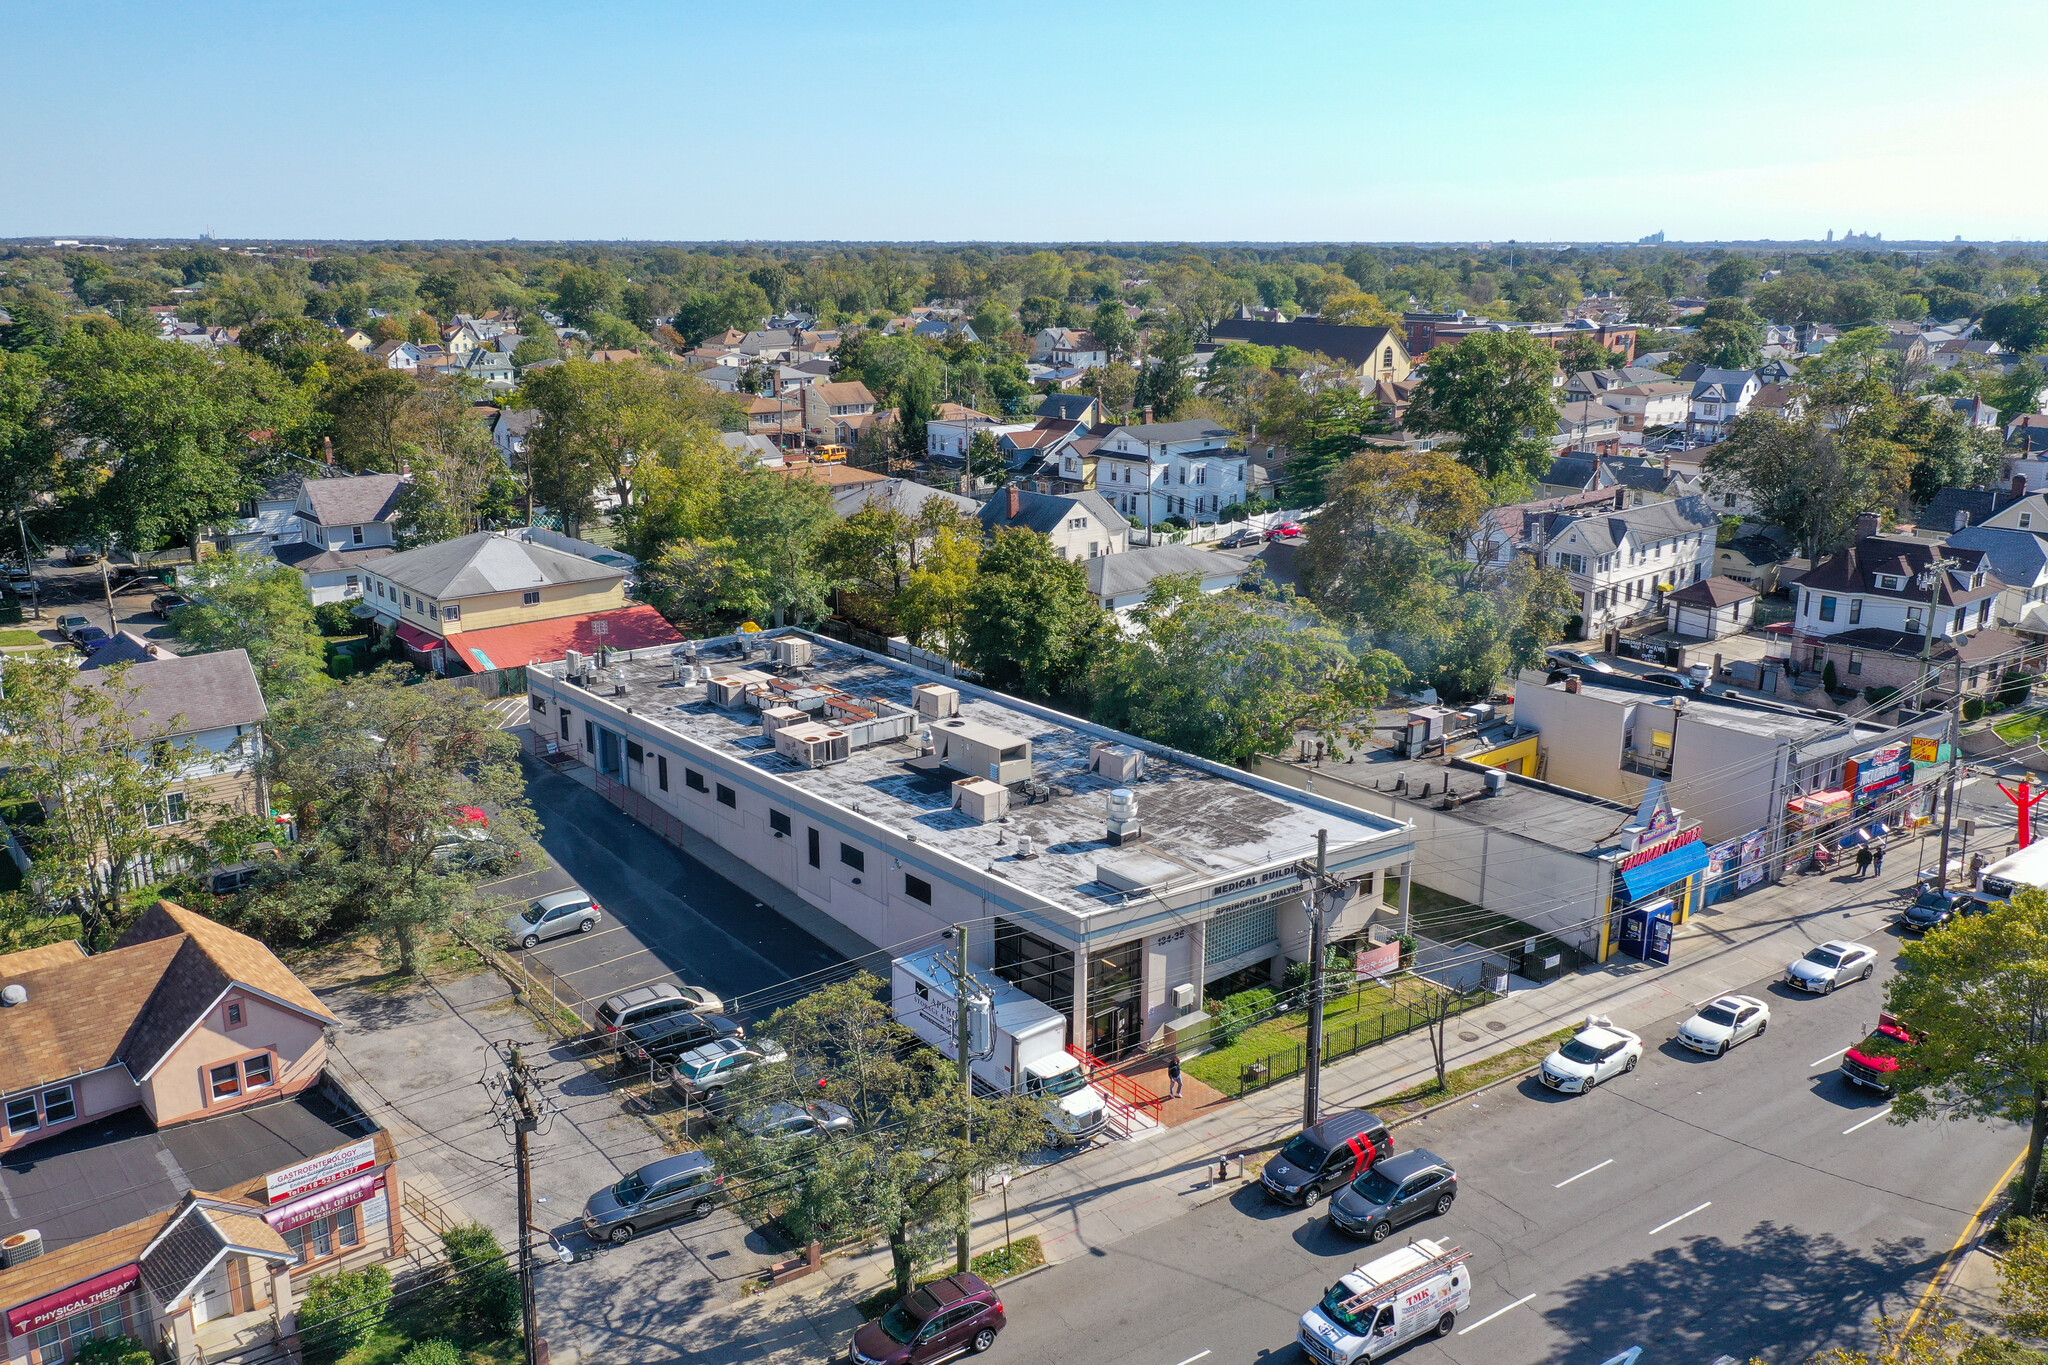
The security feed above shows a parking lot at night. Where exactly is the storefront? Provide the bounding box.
[1603,781,1709,962]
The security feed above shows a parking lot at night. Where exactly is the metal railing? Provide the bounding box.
[1066,1044,1166,1137]
[1230,985,1491,1097]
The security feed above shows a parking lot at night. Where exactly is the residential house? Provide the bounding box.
[1206,319,1413,384]
[1034,393,1104,429]
[1665,577,1758,639]
[1465,487,1634,569]
[1947,523,2048,627]
[998,420,1082,479]
[1749,383,1806,424]
[587,349,641,365]
[927,408,1033,462]
[1086,543,1251,613]
[801,381,879,444]
[369,340,420,371]
[1686,369,1762,441]
[492,409,540,464]
[1952,396,2001,431]
[1561,367,1673,406]
[1554,402,1624,456]
[272,473,407,604]
[1048,331,1108,369]
[1093,419,1247,527]
[338,329,373,352]
[442,322,482,355]
[1536,494,1722,639]
[1885,332,1931,368]
[362,531,682,674]
[829,478,979,521]
[1055,432,1105,491]
[1753,357,1802,387]
[746,394,802,442]
[1714,531,1796,593]
[1537,455,1693,505]
[979,487,1129,561]
[717,431,785,467]
[1400,313,1637,362]
[0,903,406,1365]
[464,350,517,388]
[1598,381,1693,440]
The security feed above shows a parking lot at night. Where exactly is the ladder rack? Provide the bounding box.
[1337,1245,1466,1317]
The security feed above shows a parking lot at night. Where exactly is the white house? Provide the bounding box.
[927,407,1034,461]
[271,473,407,603]
[979,487,1129,561]
[1085,544,1252,613]
[1537,495,1722,640]
[1687,369,1761,442]
[1093,419,1247,528]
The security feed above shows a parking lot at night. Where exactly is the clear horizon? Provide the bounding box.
[7,0,2043,242]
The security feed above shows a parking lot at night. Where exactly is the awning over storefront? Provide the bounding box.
[392,623,442,654]
[6,1264,140,1335]
[265,1173,384,1233]
[1620,832,1711,899]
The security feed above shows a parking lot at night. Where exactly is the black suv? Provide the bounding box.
[1328,1148,1458,1241]
[617,1011,744,1076]
[1261,1109,1393,1205]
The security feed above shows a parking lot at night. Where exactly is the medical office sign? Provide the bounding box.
[265,1137,378,1204]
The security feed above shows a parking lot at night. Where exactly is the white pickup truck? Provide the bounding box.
[1297,1239,1470,1364]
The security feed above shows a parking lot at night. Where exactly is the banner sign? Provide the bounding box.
[1620,826,1702,874]
[1353,942,1400,979]
[266,1137,377,1205]
[6,1265,140,1335]
[1621,830,1710,899]
[267,1173,384,1233]
[1737,829,1769,890]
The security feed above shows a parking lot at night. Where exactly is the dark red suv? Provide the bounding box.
[850,1272,1005,1364]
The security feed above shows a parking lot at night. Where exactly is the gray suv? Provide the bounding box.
[505,890,601,948]
[1328,1149,1458,1242]
[581,1153,723,1244]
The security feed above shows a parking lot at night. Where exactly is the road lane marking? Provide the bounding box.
[1903,1148,2027,1337]
[1173,1353,1212,1365]
[1457,1294,1535,1334]
[1555,1158,1614,1188]
[1843,1106,1893,1134]
[1811,1048,1848,1067]
[1647,1202,1712,1236]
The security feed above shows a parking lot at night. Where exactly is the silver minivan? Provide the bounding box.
[505,890,601,948]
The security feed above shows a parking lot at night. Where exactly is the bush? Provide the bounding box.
[1863,684,1900,707]
[2001,673,2039,709]
[298,1264,393,1362]
[1210,987,1276,1048]
[74,1339,152,1365]
[1965,696,1987,722]
[313,601,360,636]
[1822,660,1839,693]
[442,1222,522,1338]
[1280,952,1358,1003]
[401,1341,464,1365]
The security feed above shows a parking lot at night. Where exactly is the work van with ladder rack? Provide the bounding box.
[1297,1239,1469,1364]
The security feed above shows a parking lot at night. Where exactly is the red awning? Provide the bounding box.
[7,1264,141,1335]
[392,622,442,653]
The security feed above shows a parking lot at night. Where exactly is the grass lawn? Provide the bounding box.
[1185,977,1481,1095]
[0,630,50,648]
[1995,711,2048,746]
[855,1237,1046,1320]
[1370,1025,1577,1113]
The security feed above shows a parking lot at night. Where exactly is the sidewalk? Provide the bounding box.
[664,844,1940,1361]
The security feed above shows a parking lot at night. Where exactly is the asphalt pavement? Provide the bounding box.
[992,953,2018,1365]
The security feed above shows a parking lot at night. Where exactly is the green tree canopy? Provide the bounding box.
[1402,329,1559,482]
[959,528,1110,702]
[169,551,329,701]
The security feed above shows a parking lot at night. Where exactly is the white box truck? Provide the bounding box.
[892,946,1109,1144]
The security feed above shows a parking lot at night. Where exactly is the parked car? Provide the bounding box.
[1686,662,1713,687]
[1676,995,1770,1057]
[850,1272,1005,1365]
[1545,647,1617,674]
[8,577,39,598]
[151,593,186,619]
[734,1100,855,1142]
[580,1152,723,1244]
[1218,527,1261,549]
[1264,522,1305,542]
[666,1037,788,1101]
[64,547,100,566]
[1261,1109,1393,1206]
[1328,1149,1458,1242]
[1785,940,1877,994]
[1899,887,1963,934]
[503,889,601,948]
[597,981,725,1034]
[71,626,110,654]
[617,1011,745,1076]
[54,613,92,640]
[1539,1017,1642,1093]
[1640,672,1687,689]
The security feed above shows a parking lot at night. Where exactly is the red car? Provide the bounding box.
[1264,522,1305,542]
[851,1273,1005,1364]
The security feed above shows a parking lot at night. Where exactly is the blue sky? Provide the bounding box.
[6,0,2042,242]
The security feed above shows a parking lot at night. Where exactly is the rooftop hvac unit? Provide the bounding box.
[564,649,582,677]
[1483,768,1507,795]
[1090,742,1145,782]
[761,705,807,738]
[913,683,961,719]
[1106,787,1141,846]
[774,721,850,768]
[770,637,815,670]
[0,1229,43,1268]
[952,777,1009,823]
[706,670,773,709]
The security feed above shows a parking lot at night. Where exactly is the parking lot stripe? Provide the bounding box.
[1555,1158,1613,1189]
[1172,1352,1212,1365]
[1457,1294,1535,1335]
[1843,1106,1892,1135]
[1646,1202,1711,1236]
[1811,1048,1848,1067]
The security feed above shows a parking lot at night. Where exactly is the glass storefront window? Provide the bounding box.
[35,1301,132,1362]
[283,1207,363,1265]
[994,920,1073,1016]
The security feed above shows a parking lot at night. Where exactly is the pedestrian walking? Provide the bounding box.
[1873,842,1887,877]
[1855,846,1872,878]
[1167,1053,1183,1099]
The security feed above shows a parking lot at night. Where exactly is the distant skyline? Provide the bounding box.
[6,0,2044,243]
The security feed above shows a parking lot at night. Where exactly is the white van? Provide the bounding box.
[1298,1239,1470,1364]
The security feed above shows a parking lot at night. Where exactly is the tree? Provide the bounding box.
[297,1264,393,1363]
[893,520,982,659]
[959,528,1109,702]
[321,368,418,471]
[551,265,622,330]
[521,360,728,535]
[856,335,945,456]
[1981,297,2048,355]
[1283,389,1399,506]
[263,668,538,972]
[0,658,229,949]
[1623,279,1672,328]
[1555,334,1625,375]
[966,428,1009,487]
[1684,297,1765,370]
[1135,326,1196,419]
[1090,299,1135,359]
[439,1224,521,1338]
[1705,256,1760,298]
[1091,573,1399,764]
[169,550,329,701]
[0,352,60,533]
[1402,330,1560,481]
[703,974,1044,1300]
[1885,888,2048,1219]
[632,453,835,631]
[1317,292,1404,330]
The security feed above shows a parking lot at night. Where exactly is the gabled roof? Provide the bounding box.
[831,478,979,520]
[1945,525,2048,589]
[979,488,1130,537]
[300,473,407,527]
[0,902,334,1096]
[809,380,875,407]
[1206,319,1404,368]
[1098,419,1238,449]
[78,648,267,738]
[1539,495,1720,555]
[1922,486,2020,533]
[1035,394,1100,424]
[371,532,623,599]
[1084,544,1244,599]
[1667,575,1757,607]
[1799,534,2001,605]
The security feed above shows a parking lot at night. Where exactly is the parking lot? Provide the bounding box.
[496,763,858,1033]
[4,551,189,652]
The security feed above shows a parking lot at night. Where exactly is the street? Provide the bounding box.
[993,954,2018,1365]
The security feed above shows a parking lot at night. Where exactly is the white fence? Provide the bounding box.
[1127,507,1314,548]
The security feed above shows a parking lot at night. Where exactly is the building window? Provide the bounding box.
[769,809,791,837]
[807,827,821,868]
[559,709,570,738]
[4,1094,36,1132]
[657,755,669,791]
[425,605,438,620]
[1982,599,1992,627]
[1848,651,1864,676]
[1088,542,1099,558]
[351,525,365,545]
[840,843,865,872]
[224,999,245,1029]
[211,1062,242,1100]
[2023,513,2033,528]
[1819,596,1837,622]
[35,1300,133,1361]
[146,793,189,827]
[524,590,541,606]
[686,768,707,793]
[1954,607,1967,633]
[905,874,932,904]
[443,604,460,622]
[716,783,736,808]
[403,594,412,609]
[243,1055,272,1090]
[993,919,1074,1015]
[1849,599,1861,625]
[284,1206,363,1266]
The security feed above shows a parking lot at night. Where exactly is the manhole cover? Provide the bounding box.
[1458,1030,1480,1042]
[1486,1021,1507,1032]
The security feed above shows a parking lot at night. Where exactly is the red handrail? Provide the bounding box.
[1067,1044,1167,1116]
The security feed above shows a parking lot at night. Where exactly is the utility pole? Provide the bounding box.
[13,511,36,621]
[954,923,973,1274]
[1913,549,1959,705]
[488,1043,543,1365]
[1302,829,1330,1130]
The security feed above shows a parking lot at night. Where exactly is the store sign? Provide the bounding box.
[6,1265,140,1335]
[1737,829,1769,890]
[1620,826,1701,874]
[267,1173,385,1233]
[1790,790,1851,828]
[265,1137,377,1205]
[1353,942,1400,979]
[1851,745,1910,801]
[1621,834,1712,899]
[1911,737,1941,764]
